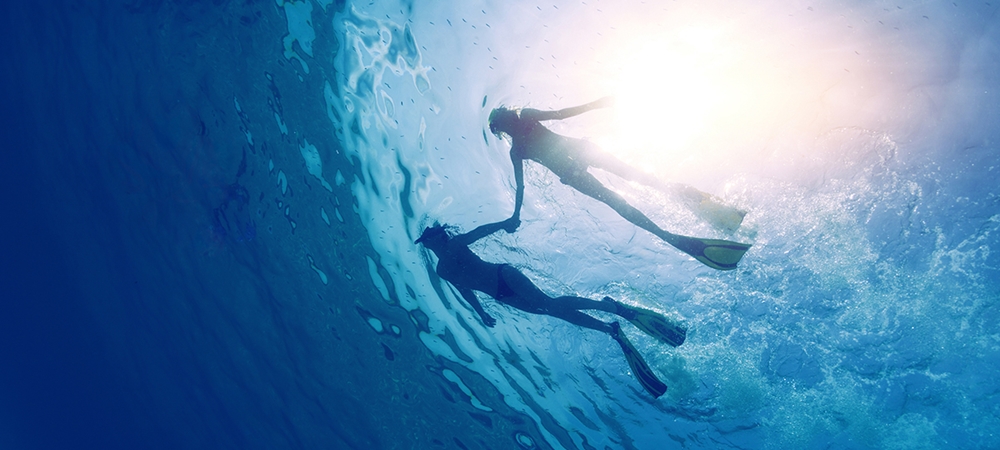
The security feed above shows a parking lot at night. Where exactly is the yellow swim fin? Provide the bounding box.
[663,233,751,271]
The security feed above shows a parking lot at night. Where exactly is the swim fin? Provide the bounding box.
[675,185,747,234]
[663,232,751,271]
[611,322,667,398]
[605,297,686,347]
[694,201,747,235]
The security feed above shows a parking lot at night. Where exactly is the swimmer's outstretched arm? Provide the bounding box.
[520,96,614,122]
[452,218,519,247]
[510,153,525,224]
[458,286,496,327]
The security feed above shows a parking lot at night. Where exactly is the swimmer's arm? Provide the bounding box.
[459,287,496,327]
[453,218,518,247]
[520,96,614,122]
[511,154,524,224]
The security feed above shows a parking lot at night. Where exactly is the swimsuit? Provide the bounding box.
[496,264,517,300]
[494,264,549,314]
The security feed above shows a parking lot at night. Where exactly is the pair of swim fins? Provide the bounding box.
[667,185,752,271]
[605,298,687,398]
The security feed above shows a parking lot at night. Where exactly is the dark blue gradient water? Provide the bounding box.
[3,1,999,449]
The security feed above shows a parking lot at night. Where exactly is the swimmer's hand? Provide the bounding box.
[502,217,521,233]
[481,313,497,328]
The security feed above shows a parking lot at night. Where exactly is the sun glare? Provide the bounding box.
[579,9,859,183]
[601,26,733,172]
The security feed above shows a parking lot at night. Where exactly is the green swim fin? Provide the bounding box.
[675,185,747,234]
[605,297,686,347]
[695,201,747,235]
[612,322,667,398]
[663,232,751,271]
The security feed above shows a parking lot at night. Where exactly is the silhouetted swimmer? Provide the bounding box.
[489,97,751,270]
[416,218,687,397]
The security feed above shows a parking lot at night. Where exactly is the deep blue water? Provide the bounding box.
[3,1,1000,449]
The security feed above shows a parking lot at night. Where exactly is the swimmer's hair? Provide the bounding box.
[415,222,457,244]
[488,105,519,137]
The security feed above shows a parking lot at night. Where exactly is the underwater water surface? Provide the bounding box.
[3,0,999,449]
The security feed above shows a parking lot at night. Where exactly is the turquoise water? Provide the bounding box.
[3,1,999,449]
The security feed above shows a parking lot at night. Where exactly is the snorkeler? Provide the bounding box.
[489,97,751,270]
[416,218,685,398]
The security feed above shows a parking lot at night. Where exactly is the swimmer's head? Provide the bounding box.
[415,222,455,249]
[488,106,518,137]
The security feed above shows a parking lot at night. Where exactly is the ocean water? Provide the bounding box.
[2,1,999,449]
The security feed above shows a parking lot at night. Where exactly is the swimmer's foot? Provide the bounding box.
[602,296,636,319]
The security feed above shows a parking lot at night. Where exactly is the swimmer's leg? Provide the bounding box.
[567,171,751,269]
[499,267,617,319]
[496,265,560,314]
[550,295,616,313]
[550,309,615,334]
[563,171,671,240]
[584,143,746,233]
[585,144,665,189]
